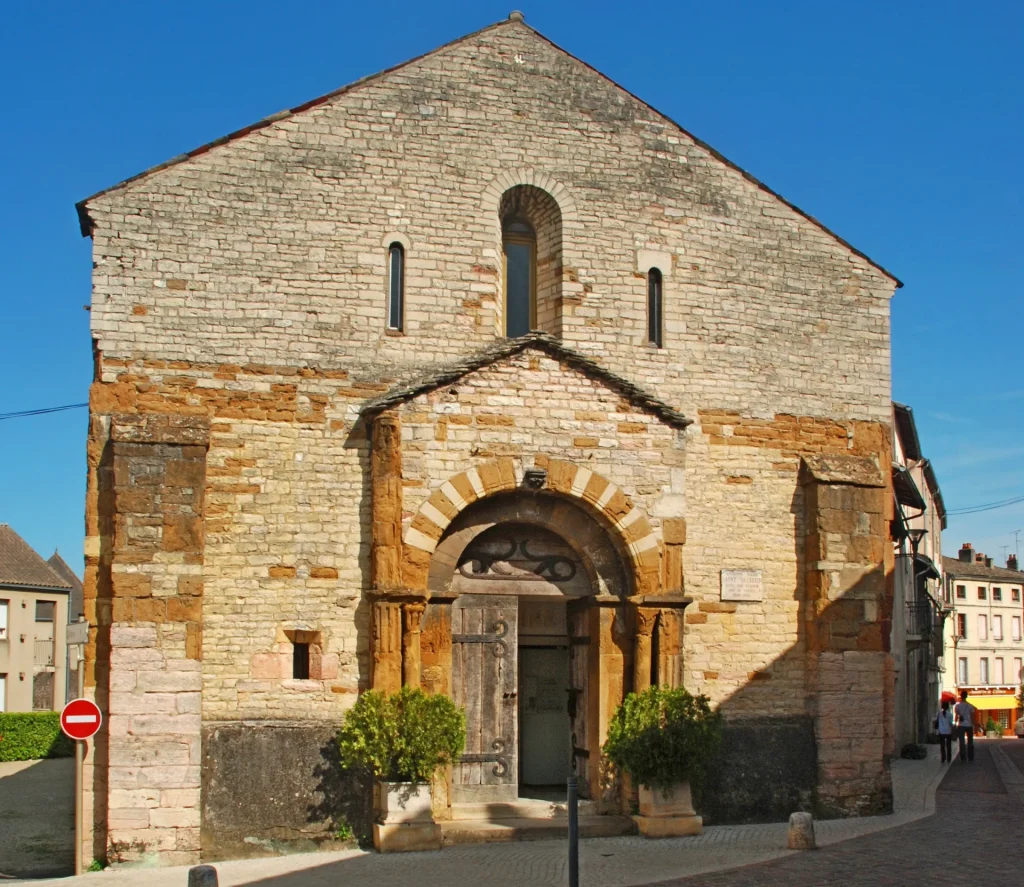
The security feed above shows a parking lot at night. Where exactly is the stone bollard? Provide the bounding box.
[188,865,219,887]
[787,812,816,850]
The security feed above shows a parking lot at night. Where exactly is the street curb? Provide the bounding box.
[920,751,947,817]
[990,743,1024,806]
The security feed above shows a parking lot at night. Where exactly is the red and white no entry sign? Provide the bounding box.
[60,699,102,741]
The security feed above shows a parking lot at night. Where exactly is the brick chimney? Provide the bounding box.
[1008,554,1019,571]
[985,556,993,568]
[959,543,973,563]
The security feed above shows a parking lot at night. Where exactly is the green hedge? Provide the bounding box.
[0,712,75,762]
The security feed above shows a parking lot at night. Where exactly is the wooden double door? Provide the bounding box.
[451,594,591,803]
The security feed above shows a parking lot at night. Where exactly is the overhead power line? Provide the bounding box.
[0,403,88,421]
[947,495,1024,516]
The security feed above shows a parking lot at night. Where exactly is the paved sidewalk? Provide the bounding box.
[654,740,1023,886]
[0,758,75,879]
[20,748,946,887]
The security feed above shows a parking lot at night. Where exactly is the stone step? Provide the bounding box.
[440,815,636,846]
[449,798,600,820]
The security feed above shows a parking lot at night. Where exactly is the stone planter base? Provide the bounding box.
[373,821,443,852]
[374,782,441,852]
[634,781,703,837]
[633,813,703,837]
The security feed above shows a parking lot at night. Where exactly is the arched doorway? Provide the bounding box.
[429,494,630,805]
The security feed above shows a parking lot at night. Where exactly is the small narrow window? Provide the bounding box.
[978,586,987,600]
[958,657,968,684]
[647,268,663,347]
[293,642,310,680]
[993,587,1002,601]
[387,242,405,331]
[35,601,55,623]
[979,657,989,684]
[502,218,536,337]
[956,584,967,599]
[957,613,967,638]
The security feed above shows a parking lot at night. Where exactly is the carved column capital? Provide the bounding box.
[402,600,427,632]
[633,605,660,637]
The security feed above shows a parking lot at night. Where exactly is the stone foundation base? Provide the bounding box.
[632,814,703,837]
[373,822,443,852]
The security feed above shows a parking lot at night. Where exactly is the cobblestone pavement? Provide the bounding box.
[651,740,1024,887]
[23,749,947,886]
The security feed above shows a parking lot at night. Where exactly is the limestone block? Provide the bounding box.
[372,821,443,852]
[787,811,816,849]
[633,813,703,837]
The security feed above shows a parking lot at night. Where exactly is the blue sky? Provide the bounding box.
[1,1,1022,575]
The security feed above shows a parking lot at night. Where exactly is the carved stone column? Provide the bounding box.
[372,599,403,693]
[633,606,659,692]
[402,601,426,688]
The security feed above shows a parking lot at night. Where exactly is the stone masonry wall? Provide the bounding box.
[96,414,208,866]
[83,19,896,428]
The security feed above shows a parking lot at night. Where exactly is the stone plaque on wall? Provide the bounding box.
[721,569,763,602]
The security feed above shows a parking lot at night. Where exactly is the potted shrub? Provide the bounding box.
[603,686,722,837]
[338,686,465,852]
[984,717,1002,739]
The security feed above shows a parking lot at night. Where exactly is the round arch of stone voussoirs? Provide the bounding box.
[402,457,660,597]
[480,169,579,225]
[429,494,628,597]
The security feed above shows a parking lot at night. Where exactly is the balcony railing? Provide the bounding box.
[906,600,934,639]
[33,638,54,667]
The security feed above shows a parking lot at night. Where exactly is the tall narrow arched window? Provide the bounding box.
[647,268,663,348]
[387,242,405,331]
[502,218,536,337]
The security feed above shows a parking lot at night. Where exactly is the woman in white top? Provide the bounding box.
[935,701,954,763]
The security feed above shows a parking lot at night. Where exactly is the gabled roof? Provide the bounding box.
[73,15,901,287]
[47,551,83,593]
[0,524,73,591]
[942,555,1024,583]
[361,331,692,428]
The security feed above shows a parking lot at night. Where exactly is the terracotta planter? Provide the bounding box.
[634,781,702,837]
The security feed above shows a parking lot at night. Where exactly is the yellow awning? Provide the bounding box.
[967,694,1019,711]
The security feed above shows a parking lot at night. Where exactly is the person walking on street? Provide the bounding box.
[954,689,975,763]
[936,700,954,763]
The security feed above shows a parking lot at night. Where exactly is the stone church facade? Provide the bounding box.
[78,14,899,866]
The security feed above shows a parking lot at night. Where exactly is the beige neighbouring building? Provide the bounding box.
[76,13,903,867]
[0,524,73,713]
[942,545,1024,735]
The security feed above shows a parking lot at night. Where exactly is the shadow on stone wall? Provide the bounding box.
[200,723,371,862]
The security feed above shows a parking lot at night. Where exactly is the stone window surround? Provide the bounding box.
[382,232,411,337]
[637,249,672,349]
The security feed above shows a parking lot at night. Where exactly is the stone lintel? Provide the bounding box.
[109,412,211,446]
[800,454,883,488]
[629,593,692,609]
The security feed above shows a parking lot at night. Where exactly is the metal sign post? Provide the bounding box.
[567,775,579,887]
[63,620,91,875]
